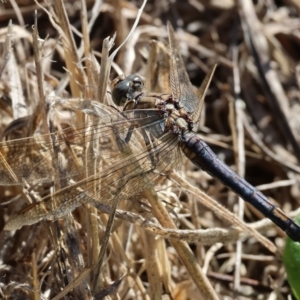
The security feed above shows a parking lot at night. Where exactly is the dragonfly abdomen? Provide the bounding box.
[180,132,300,242]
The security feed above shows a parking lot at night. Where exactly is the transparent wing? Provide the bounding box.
[167,22,199,113]
[0,104,161,186]
[1,101,182,230]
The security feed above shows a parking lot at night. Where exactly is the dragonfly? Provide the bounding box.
[1,23,300,244]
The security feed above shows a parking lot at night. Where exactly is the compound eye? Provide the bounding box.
[111,74,144,106]
[112,78,130,106]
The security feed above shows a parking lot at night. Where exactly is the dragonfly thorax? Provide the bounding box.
[111,74,193,137]
[164,104,193,138]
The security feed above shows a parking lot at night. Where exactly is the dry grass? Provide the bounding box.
[1,0,300,299]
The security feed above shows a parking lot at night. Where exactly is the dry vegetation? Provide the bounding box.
[1,0,300,299]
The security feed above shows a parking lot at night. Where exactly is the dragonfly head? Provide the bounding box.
[111,74,144,106]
